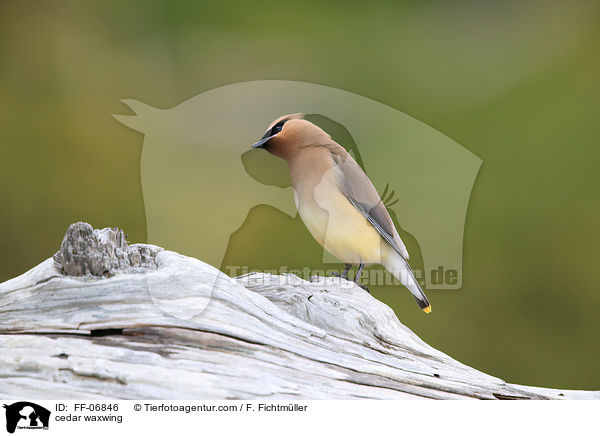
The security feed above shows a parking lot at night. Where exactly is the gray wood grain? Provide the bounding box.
[0,223,597,399]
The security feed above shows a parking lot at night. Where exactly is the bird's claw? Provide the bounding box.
[328,264,352,280]
[357,283,370,293]
[328,271,348,280]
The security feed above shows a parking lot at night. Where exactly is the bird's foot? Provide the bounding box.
[328,264,352,280]
[328,271,350,281]
[357,283,370,293]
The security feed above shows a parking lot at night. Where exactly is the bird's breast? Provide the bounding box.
[294,176,383,265]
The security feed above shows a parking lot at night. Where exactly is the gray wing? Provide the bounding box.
[330,145,410,260]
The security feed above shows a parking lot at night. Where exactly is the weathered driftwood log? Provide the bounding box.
[0,223,597,399]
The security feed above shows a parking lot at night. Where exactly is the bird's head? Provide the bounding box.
[251,113,331,160]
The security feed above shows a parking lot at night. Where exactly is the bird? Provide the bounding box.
[250,113,431,313]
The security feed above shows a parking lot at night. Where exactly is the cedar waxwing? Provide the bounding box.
[251,114,431,313]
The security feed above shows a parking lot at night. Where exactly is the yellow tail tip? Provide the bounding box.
[422,306,432,314]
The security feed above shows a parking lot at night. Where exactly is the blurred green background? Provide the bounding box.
[1,0,599,390]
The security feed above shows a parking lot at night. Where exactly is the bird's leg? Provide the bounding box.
[354,263,365,282]
[329,264,352,279]
[340,263,351,279]
[354,263,370,293]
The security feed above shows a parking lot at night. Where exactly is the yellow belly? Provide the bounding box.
[296,187,383,265]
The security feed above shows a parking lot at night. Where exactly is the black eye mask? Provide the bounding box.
[268,120,285,137]
[252,120,288,149]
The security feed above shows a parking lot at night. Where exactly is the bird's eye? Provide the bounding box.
[272,124,283,134]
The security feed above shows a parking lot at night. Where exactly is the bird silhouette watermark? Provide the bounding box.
[113,80,481,318]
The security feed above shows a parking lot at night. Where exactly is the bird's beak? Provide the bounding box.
[250,135,273,149]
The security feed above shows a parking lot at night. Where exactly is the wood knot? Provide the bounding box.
[53,222,159,277]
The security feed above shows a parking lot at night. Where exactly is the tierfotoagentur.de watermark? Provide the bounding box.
[225,265,459,288]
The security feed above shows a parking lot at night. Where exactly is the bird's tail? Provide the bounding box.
[382,249,431,313]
